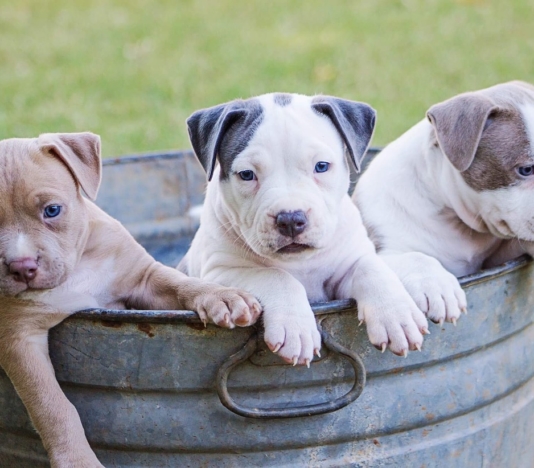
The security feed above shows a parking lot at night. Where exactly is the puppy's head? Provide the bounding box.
[427,81,534,240]
[188,93,375,259]
[0,133,101,296]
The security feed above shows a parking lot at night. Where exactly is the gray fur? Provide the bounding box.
[427,83,534,191]
[311,96,376,172]
[273,93,292,107]
[187,99,263,181]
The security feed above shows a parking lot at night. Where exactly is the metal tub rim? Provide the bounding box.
[70,254,532,325]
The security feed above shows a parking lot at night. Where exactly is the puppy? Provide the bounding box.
[0,133,261,467]
[179,93,429,366]
[355,81,534,323]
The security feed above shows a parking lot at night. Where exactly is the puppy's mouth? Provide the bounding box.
[277,243,313,254]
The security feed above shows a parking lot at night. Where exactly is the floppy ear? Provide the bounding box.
[38,132,102,200]
[187,101,249,181]
[427,94,498,172]
[311,96,376,173]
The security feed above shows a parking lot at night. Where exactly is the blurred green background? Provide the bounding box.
[1,0,533,157]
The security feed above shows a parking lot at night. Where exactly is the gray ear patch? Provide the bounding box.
[218,101,263,179]
[311,96,376,173]
[186,99,263,181]
[273,93,292,107]
[427,93,498,172]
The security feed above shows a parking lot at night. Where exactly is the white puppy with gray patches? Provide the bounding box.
[355,81,534,324]
[179,93,430,364]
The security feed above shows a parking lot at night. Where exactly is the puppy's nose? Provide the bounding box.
[276,210,308,238]
[9,258,38,283]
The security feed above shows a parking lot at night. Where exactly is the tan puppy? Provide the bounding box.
[0,133,261,467]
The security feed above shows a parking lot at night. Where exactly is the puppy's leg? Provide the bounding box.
[127,260,262,329]
[88,216,262,328]
[337,249,429,356]
[201,266,321,366]
[0,299,103,468]
[382,252,467,326]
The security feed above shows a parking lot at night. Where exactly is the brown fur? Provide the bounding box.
[427,80,534,192]
[463,108,531,191]
[0,134,261,467]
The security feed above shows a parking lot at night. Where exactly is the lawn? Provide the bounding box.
[1,0,533,157]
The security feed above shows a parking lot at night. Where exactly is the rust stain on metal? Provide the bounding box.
[372,439,380,446]
[425,413,436,421]
[100,320,123,328]
[137,323,155,337]
[186,322,206,331]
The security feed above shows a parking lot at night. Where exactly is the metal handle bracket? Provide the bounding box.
[215,322,366,419]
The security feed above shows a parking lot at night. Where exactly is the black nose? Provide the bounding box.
[276,210,308,238]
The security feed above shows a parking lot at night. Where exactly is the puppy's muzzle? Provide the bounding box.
[8,257,38,283]
[276,210,308,238]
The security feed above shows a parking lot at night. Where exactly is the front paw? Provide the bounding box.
[193,286,262,328]
[263,310,322,366]
[398,257,467,326]
[360,290,429,357]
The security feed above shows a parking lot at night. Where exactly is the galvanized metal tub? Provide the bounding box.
[0,150,533,467]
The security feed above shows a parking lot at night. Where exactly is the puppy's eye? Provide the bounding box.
[238,170,256,181]
[517,166,534,177]
[44,205,62,218]
[314,161,330,173]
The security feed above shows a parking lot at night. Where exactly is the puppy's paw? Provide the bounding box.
[397,258,467,327]
[194,286,262,328]
[264,311,321,366]
[360,290,428,357]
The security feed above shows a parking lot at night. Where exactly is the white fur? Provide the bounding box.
[356,99,534,325]
[184,94,429,362]
[14,234,35,259]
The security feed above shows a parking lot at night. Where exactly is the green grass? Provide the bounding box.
[1,0,534,157]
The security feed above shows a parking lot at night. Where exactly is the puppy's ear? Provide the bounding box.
[187,101,250,181]
[38,132,102,200]
[311,96,376,173]
[427,94,498,172]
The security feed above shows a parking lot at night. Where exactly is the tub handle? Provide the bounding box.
[215,322,366,419]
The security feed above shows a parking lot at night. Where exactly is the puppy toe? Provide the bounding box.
[442,291,462,323]
[411,305,429,333]
[412,292,430,315]
[195,307,209,326]
[277,328,302,364]
[264,323,286,354]
[426,292,447,324]
[208,302,235,329]
[455,287,468,313]
[297,331,316,366]
[365,316,390,352]
[312,326,322,352]
[224,296,254,327]
[385,322,410,356]
[241,294,263,322]
[401,321,424,351]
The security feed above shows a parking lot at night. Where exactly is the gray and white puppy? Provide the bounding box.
[356,81,534,323]
[179,93,429,364]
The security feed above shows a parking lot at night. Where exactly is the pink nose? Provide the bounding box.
[9,258,38,283]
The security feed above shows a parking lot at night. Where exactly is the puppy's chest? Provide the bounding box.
[284,265,333,302]
[62,258,120,308]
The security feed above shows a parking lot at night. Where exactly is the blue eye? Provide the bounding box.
[315,161,330,173]
[518,166,534,177]
[44,205,61,218]
[238,170,256,181]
